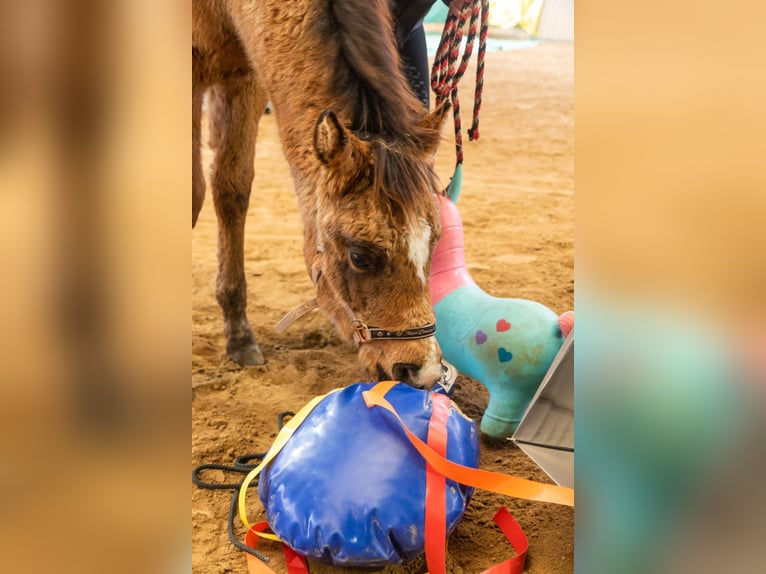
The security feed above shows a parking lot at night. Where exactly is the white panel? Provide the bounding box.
[513,332,574,487]
[537,0,574,41]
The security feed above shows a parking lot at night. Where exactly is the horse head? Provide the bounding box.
[309,105,450,387]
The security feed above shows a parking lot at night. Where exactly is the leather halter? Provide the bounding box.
[351,320,436,345]
[275,246,436,345]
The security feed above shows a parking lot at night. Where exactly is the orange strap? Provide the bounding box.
[245,522,309,574]
[425,393,450,574]
[421,390,530,574]
[362,382,574,507]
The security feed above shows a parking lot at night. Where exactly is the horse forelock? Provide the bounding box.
[371,143,438,228]
[327,0,436,143]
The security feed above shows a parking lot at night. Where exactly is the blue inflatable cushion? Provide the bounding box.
[258,382,479,567]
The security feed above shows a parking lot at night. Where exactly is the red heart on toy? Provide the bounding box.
[496,319,511,332]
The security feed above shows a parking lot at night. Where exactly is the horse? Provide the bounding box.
[192,0,451,386]
[430,178,573,438]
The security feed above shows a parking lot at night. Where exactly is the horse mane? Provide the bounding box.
[325,0,442,218]
[327,0,437,143]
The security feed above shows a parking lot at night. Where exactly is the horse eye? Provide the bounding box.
[349,250,372,271]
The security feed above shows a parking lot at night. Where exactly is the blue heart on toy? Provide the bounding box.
[497,348,513,363]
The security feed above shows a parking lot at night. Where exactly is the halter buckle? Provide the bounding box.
[352,320,372,345]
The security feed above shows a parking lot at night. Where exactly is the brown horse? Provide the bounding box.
[192,0,450,386]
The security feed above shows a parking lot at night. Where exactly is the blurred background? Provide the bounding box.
[0,0,764,573]
[575,1,766,572]
[0,1,188,573]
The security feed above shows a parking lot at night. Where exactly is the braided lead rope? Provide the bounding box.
[469,0,490,142]
[430,0,489,167]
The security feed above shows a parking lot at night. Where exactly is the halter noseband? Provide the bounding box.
[351,320,436,345]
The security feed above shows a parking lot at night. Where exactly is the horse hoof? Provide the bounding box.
[228,342,265,366]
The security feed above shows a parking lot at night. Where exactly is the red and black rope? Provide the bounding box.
[430,0,489,167]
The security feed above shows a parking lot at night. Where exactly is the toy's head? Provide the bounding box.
[559,311,575,338]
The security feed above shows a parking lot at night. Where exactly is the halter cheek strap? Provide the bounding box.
[273,249,323,335]
[275,299,319,334]
[274,291,436,345]
[275,247,436,344]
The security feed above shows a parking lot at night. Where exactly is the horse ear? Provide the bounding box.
[415,101,451,155]
[314,110,350,164]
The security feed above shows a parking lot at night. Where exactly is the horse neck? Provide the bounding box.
[429,196,476,306]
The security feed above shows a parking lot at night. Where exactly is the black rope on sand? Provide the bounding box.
[192,454,271,563]
[193,414,296,564]
[277,411,295,429]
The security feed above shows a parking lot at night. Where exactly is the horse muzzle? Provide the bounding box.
[360,334,444,388]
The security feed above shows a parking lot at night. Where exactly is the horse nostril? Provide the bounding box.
[392,362,420,384]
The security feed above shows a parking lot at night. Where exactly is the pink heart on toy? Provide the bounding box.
[475,330,487,345]
[496,319,511,332]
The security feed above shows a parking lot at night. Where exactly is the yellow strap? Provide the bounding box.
[237,389,342,533]
[362,382,575,507]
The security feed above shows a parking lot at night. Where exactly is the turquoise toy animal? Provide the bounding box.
[430,169,573,439]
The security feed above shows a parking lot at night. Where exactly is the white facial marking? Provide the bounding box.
[416,338,443,386]
[407,218,431,285]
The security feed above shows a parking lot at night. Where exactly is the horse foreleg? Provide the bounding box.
[209,76,268,365]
